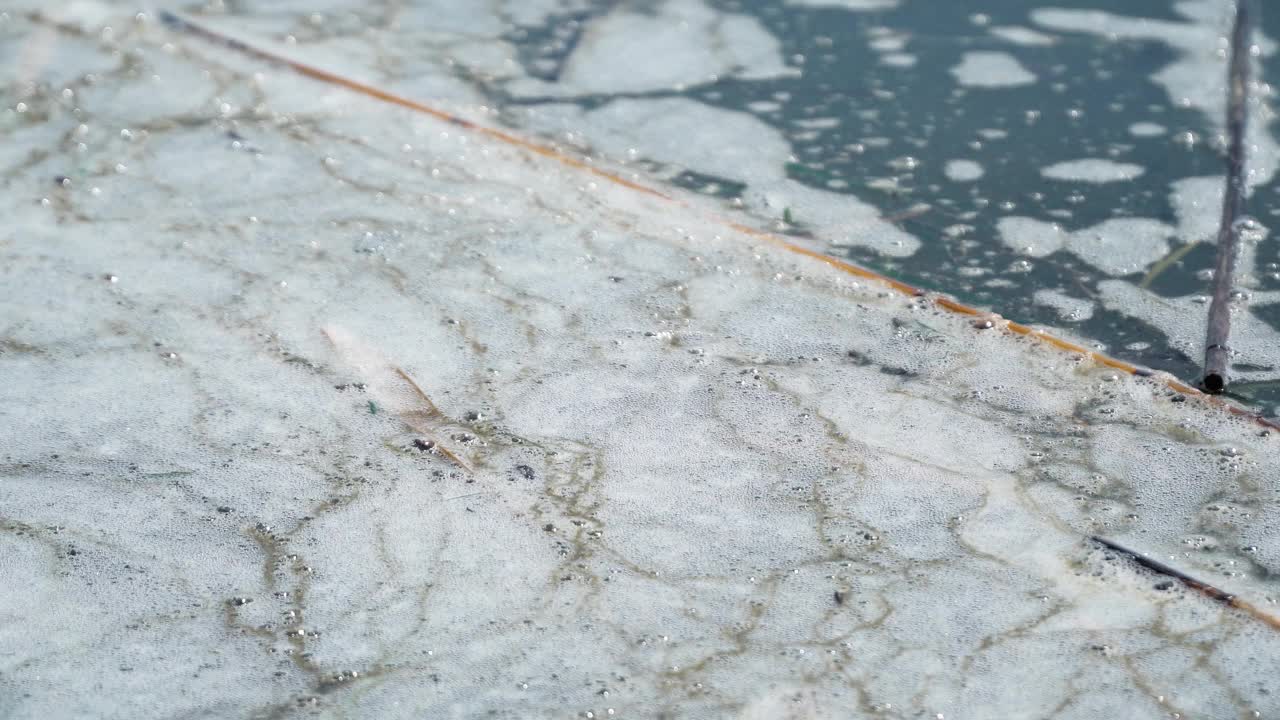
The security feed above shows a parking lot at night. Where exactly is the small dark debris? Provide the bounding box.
[412,439,436,452]
[1153,581,1174,591]
[608,276,624,283]
[833,590,845,606]
[543,523,556,533]
[879,365,916,377]
[514,464,536,480]
[216,506,232,514]
[845,350,871,366]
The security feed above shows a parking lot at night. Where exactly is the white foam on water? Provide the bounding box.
[3,6,1280,720]
[1171,175,1226,243]
[512,0,797,97]
[1041,158,1146,183]
[518,97,922,258]
[989,25,1058,46]
[880,52,917,67]
[1169,175,1264,278]
[944,159,985,182]
[784,0,900,11]
[949,51,1038,88]
[1034,289,1095,322]
[866,29,916,67]
[1129,121,1168,137]
[793,116,841,130]
[996,217,1069,258]
[998,216,1174,275]
[868,35,906,52]
[1033,0,1280,185]
[1098,282,1280,384]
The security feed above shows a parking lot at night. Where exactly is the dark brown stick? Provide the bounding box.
[1092,536,1280,631]
[1202,0,1253,394]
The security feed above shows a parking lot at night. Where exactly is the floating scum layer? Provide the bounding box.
[157,10,1280,433]
[1,6,1279,720]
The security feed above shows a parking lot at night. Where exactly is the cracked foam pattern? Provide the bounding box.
[2,7,1280,720]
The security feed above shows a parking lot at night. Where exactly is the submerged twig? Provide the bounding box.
[391,367,451,417]
[1092,536,1280,631]
[1201,0,1253,394]
[392,366,473,471]
[320,326,472,471]
[1139,240,1200,289]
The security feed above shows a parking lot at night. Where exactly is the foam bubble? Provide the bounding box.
[1041,158,1145,183]
[785,0,899,10]
[1129,121,1167,137]
[944,159,985,182]
[1034,289,1095,322]
[950,51,1037,88]
[989,25,1058,46]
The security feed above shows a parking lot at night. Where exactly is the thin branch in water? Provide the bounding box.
[1202,0,1253,394]
[394,366,447,419]
[319,326,472,471]
[393,366,473,472]
[1139,240,1200,289]
[1092,536,1280,631]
